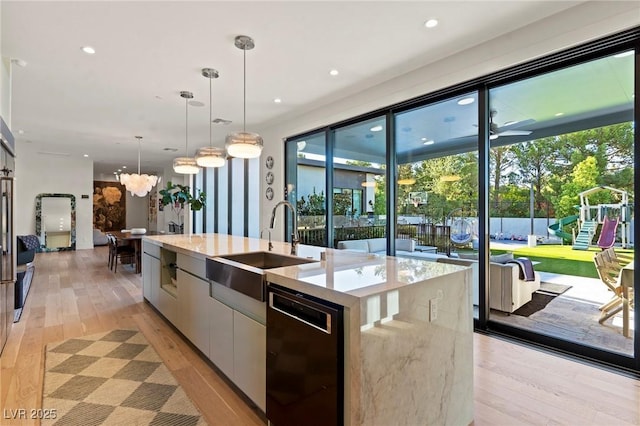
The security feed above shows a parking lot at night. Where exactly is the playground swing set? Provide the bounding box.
[549,185,633,250]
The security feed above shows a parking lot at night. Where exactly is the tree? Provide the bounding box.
[489,146,515,213]
[554,156,601,218]
[510,140,558,214]
[333,192,353,215]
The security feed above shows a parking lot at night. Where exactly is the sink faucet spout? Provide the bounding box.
[269,200,299,255]
[260,228,274,251]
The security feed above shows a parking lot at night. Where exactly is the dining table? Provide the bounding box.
[109,231,161,274]
[618,261,634,338]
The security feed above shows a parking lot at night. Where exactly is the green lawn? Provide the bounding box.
[489,244,634,279]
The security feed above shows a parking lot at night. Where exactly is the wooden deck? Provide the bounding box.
[492,271,634,355]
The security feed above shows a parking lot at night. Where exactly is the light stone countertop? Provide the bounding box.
[143,232,468,306]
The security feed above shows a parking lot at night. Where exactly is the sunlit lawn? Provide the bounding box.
[490,244,634,279]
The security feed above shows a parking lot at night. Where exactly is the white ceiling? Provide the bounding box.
[2,1,586,176]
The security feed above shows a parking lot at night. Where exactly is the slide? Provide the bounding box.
[597,216,619,249]
[548,215,579,243]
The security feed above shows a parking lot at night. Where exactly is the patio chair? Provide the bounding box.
[601,247,623,274]
[593,251,625,324]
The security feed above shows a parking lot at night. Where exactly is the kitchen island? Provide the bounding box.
[142,233,473,426]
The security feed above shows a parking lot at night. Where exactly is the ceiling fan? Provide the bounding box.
[487,109,533,140]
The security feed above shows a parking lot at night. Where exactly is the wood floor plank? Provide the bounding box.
[1,247,639,426]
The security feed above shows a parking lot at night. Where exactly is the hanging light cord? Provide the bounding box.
[137,137,141,174]
[243,45,246,133]
[209,71,213,147]
[185,97,189,155]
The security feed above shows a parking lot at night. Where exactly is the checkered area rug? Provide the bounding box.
[42,329,207,425]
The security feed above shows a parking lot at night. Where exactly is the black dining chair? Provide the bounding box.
[107,234,135,273]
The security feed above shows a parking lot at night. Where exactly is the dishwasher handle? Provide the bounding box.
[269,291,334,335]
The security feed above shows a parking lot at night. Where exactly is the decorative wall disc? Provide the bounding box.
[265,171,274,185]
[265,187,274,200]
[265,156,274,169]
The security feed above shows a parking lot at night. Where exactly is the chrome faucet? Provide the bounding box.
[269,200,299,255]
[260,227,274,251]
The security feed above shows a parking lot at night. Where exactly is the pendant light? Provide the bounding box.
[173,91,200,174]
[119,136,161,197]
[225,35,263,159]
[195,68,226,168]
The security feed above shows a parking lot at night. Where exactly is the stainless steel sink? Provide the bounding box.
[206,251,318,301]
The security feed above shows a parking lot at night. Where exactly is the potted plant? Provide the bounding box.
[159,181,206,233]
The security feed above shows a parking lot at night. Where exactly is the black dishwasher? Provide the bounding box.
[266,284,344,426]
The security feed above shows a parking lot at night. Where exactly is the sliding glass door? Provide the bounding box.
[283,31,639,371]
[487,49,635,359]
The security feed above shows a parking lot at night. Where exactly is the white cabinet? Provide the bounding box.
[142,252,160,306]
[142,245,266,412]
[209,296,234,379]
[157,286,178,324]
[177,269,210,355]
[233,311,266,411]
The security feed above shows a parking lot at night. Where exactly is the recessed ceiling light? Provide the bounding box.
[113,172,117,175]
[555,112,564,117]
[614,51,634,58]
[423,140,435,145]
[83,154,89,158]
[370,125,383,132]
[457,97,474,105]
[424,19,439,28]
[329,69,339,76]
[274,98,282,103]
[117,169,122,172]
[122,166,127,169]
[81,46,96,55]
[18,129,24,134]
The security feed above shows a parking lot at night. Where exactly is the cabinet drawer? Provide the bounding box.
[157,286,177,324]
[143,241,161,258]
[177,253,206,278]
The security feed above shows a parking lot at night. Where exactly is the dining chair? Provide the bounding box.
[107,234,135,273]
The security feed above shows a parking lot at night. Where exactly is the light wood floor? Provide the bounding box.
[1,248,639,425]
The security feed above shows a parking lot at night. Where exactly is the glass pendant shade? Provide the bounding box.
[195,146,226,167]
[227,35,262,160]
[120,136,160,197]
[173,157,200,174]
[196,68,225,168]
[174,90,201,174]
[120,173,161,197]
[225,132,263,159]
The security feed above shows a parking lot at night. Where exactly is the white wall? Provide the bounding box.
[15,143,94,249]
[0,3,9,126]
[258,1,638,241]
[1,58,10,127]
